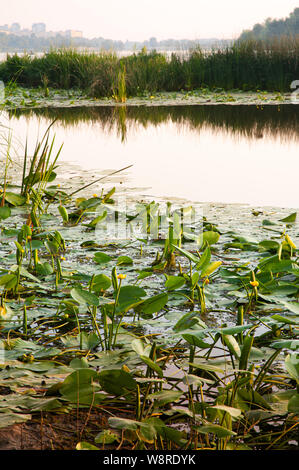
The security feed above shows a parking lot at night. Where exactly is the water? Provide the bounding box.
[2,104,299,209]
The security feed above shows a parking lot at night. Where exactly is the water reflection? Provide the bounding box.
[3,104,299,208]
[8,104,299,143]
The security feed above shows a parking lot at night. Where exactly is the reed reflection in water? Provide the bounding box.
[6,104,299,208]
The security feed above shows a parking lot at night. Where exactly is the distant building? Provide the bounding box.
[32,23,46,34]
[10,23,21,32]
[66,30,83,38]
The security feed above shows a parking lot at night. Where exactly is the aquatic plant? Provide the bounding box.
[0,127,298,450]
[1,37,298,96]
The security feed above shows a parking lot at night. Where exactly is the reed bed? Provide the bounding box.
[0,37,298,96]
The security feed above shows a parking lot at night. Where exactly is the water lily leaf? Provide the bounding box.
[91,274,111,292]
[95,430,119,444]
[173,311,206,332]
[209,404,242,418]
[279,212,297,223]
[148,390,183,405]
[196,424,236,437]
[117,255,133,266]
[0,413,31,429]
[70,357,90,369]
[0,206,11,220]
[71,287,99,306]
[182,332,210,349]
[76,442,100,450]
[131,338,147,356]
[118,286,146,306]
[165,275,185,291]
[258,256,294,273]
[139,356,163,378]
[94,252,112,264]
[44,240,59,255]
[172,245,199,263]
[98,369,137,396]
[4,192,26,206]
[60,368,101,404]
[288,393,299,413]
[196,246,211,271]
[198,231,220,248]
[0,274,17,290]
[271,340,299,350]
[108,417,139,430]
[285,354,299,383]
[36,262,54,276]
[139,293,168,315]
[280,301,299,315]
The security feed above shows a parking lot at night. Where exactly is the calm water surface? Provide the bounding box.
[3,104,299,209]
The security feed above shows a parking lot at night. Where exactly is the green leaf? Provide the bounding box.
[4,192,26,206]
[223,334,241,360]
[0,206,11,220]
[285,354,299,383]
[165,275,185,291]
[258,256,293,273]
[76,442,100,450]
[140,293,168,315]
[95,430,119,444]
[173,311,206,332]
[196,424,236,438]
[36,262,53,276]
[198,231,220,248]
[182,332,210,349]
[91,274,112,292]
[288,393,299,413]
[0,413,31,429]
[94,252,113,264]
[279,212,297,223]
[148,390,183,405]
[209,405,242,418]
[108,417,139,430]
[271,340,299,350]
[201,261,222,278]
[98,369,137,396]
[172,245,199,263]
[117,255,133,266]
[60,369,101,404]
[58,205,69,223]
[118,285,146,306]
[196,246,211,271]
[139,356,163,378]
[71,287,99,306]
[0,274,17,290]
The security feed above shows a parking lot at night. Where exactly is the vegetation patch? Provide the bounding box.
[0,124,298,450]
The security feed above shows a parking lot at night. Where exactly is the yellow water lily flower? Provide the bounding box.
[250,280,259,288]
[117,274,126,280]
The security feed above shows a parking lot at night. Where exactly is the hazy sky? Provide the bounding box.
[2,0,299,40]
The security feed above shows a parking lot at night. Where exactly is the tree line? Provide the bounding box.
[239,7,299,41]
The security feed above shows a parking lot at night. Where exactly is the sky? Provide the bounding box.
[2,0,299,41]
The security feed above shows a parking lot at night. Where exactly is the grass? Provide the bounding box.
[0,36,298,97]
[0,126,298,450]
